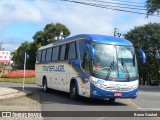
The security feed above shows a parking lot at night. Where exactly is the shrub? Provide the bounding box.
[1,70,35,78]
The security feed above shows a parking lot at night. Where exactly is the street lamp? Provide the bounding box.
[60,31,63,36]
[54,31,64,41]
[54,36,58,41]
[156,50,160,59]
[59,31,64,40]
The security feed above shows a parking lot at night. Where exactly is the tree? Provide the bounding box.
[146,0,160,16]
[33,23,70,47]
[124,23,160,86]
[12,41,38,70]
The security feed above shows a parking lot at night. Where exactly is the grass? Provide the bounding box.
[0,77,35,84]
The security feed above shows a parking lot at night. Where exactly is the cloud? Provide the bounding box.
[118,15,160,35]
[36,0,159,36]
[0,0,159,52]
[0,34,23,52]
[0,0,42,24]
[37,1,121,35]
[0,0,43,51]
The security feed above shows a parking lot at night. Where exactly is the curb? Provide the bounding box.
[0,81,35,84]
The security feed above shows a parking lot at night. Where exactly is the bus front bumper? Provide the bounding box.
[90,84,138,99]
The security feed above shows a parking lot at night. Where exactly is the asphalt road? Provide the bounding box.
[0,82,160,120]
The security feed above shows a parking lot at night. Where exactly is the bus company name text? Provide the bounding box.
[42,65,65,72]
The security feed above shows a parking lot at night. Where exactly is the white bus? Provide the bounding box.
[35,34,146,102]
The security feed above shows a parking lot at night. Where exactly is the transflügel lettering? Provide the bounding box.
[42,65,65,72]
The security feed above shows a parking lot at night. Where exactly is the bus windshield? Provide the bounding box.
[92,43,138,81]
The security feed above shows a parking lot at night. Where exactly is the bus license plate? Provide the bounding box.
[114,93,122,97]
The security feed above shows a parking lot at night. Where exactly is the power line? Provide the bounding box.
[45,0,145,10]
[60,0,160,17]
[60,0,146,14]
[97,0,145,5]
[83,0,146,11]
[85,0,145,8]
[42,0,159,17]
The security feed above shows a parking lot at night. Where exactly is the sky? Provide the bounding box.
[0,0,159,52]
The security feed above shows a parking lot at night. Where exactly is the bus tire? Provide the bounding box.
[70,82,79,100]
[109,98,115,102]
[43,79,48,93]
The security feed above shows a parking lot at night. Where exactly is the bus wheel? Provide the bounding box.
[43,79,48,93]
[109,98,115,102]
[70,82,79,100]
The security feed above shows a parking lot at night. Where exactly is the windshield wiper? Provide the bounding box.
[120,58,130,81]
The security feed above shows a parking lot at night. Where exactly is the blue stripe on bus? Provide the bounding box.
[90,83,138,99]
[53,34,133,46]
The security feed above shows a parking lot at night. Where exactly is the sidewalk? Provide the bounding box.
[0,87,42,120]
[0,87,32,100]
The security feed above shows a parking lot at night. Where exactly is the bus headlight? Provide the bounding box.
[90,80,103,88]
[90,79,108,89]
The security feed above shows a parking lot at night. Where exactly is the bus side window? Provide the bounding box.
[46,48,52,62]
[54,46,60,61]
[36,50,42,63]
[52,47,55,61]
[59,44,66,60]
[78,40,89,68]
[41,49,46,62]
[68,42,77,59]
[65,44,69,60]
[83,51,91,73]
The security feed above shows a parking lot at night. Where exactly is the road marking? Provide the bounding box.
[119,99,142,109]
[119,99,160,120]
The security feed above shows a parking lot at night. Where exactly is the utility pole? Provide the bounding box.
[23,53,29,91]
[114,28,118,37]
[114,28,121,37]
[23,52,26,91]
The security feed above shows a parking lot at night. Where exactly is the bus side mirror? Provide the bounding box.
[135,48,146,64]
[86,44,95,60]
